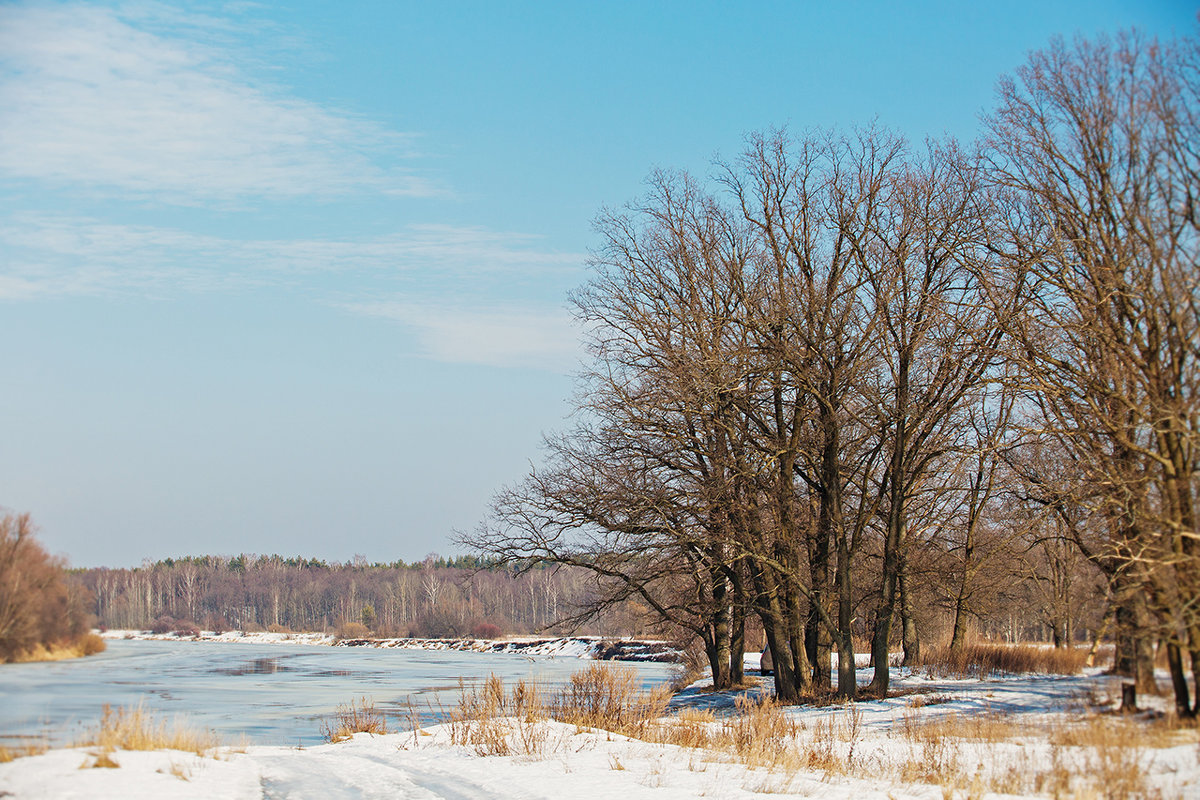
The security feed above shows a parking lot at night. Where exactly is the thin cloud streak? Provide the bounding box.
[0,214,585,371]
[0,214,583,297]
[349,301,582,370]
[0,3,431,203]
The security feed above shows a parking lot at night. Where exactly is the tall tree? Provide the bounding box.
[985,31,1200,713]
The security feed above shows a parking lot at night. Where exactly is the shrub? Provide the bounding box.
[336,621,370,640]
[0,513,92,662]
[79,632,107,656]
[172,621,201,638]
[410,609,467,638]
[149,616,178,635]
[470,621,502,640]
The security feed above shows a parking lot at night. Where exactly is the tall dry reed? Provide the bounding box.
[76,704,219,755]
[922,642,1088,677]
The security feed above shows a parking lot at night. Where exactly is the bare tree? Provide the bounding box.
[985,30,1200,713]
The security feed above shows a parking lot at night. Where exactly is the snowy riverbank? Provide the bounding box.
[3,664,1197,799]
[98,629,683,662]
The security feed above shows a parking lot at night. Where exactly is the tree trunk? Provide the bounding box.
[950,593,969,652]
[834,529,857,698]
[869,510,903,693]
[752,561,798,702]
[784,580,812,695]
[1113,590,1160,696]
[1165,640,1192,717]
[710,566,732,690]
[729,596,746,686]
[898,552,921,666]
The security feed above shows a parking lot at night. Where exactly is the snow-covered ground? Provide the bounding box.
[3,659,1197,799]
[98,630,681,661]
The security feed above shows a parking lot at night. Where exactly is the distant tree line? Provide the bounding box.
[466,28,1200,715]
[73,554,655,638]
[72,548,1098,654]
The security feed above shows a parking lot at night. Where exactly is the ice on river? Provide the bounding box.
[0,638,676,747]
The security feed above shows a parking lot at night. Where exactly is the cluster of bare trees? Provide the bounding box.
[469,30,1200,710]
[75,554,647,638]
[0,513,92,661]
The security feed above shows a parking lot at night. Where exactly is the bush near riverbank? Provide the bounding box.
[0,513,103,663]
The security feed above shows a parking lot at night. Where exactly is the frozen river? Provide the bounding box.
[0,639,676,747]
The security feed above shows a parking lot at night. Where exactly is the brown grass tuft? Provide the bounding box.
[651,707,718,750]
[77,704,219,755]
[724,695,798,768]
[553,663,670,737]
[900,710,1023,744]
[448,675,556,757]
[80,749,121,769]
[0,739,49,763]
[321,697,388,742]
[79,632,107,656]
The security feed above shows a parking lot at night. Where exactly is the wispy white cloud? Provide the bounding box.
[0,214,581,294]
[0,2,430,202]
[0,213,585,369]
[350,301,581,370]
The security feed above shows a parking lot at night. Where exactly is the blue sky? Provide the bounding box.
[0,0,1193,567]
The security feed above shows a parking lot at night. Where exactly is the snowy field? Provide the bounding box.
[3,652,1197,799]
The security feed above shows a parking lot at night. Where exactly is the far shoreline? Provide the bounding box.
[97,629,682,662]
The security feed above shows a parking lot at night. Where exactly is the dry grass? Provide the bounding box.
[723,695,799,769]
[439,662,1189,798]
[80,749,121,769]
[447,665,672,757]
[922,642,1088,677]
[0,739,49,763]
[553,663,671,738]
[652,707,718,750]
[447,667,859,779]
[899,709,1023,744]
[9,633,107,663]
[321,697,388,743]
[888,709,1184,798]
[77,704,219,755]
[448,675,558,757]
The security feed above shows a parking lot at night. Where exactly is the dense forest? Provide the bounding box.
[76,554,638,638]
